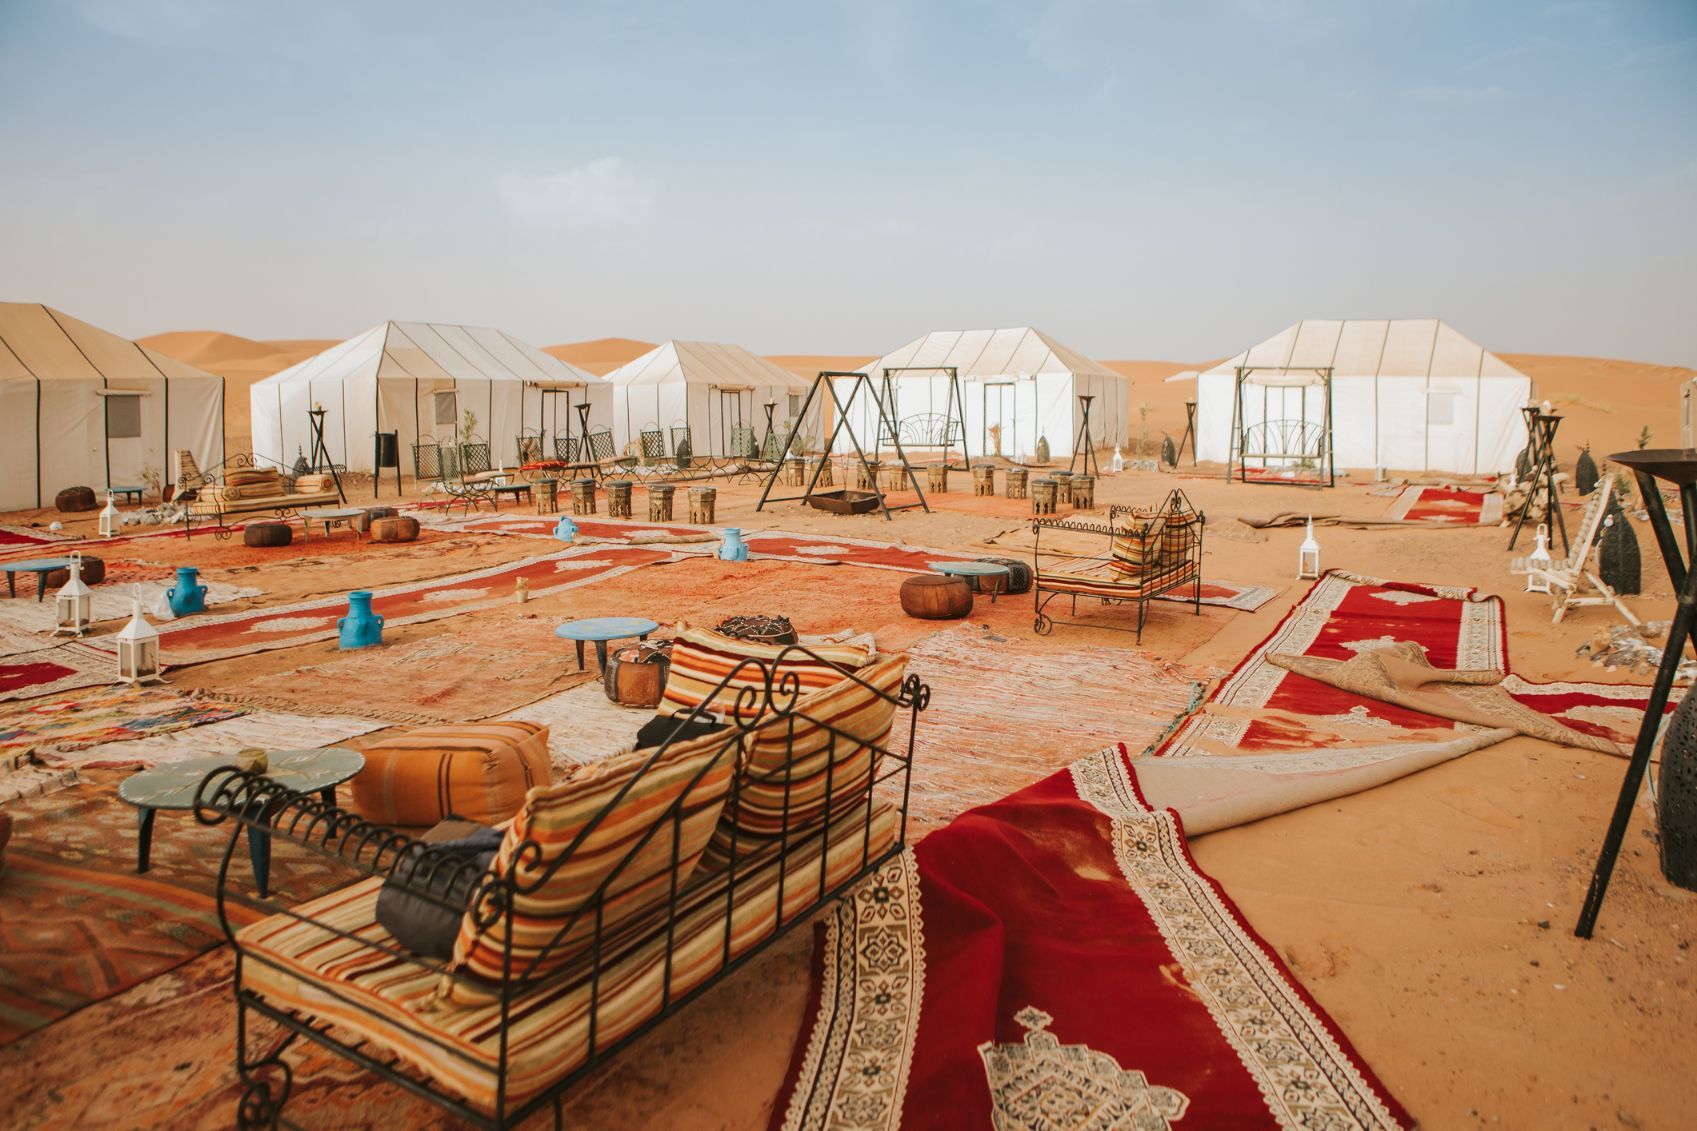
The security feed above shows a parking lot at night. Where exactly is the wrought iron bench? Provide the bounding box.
[176,451,342,540]
[193,647,927,1129]
[1031,488,1205,642]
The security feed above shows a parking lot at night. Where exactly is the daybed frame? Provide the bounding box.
[193,648,927,1129]
[176,451,343,541]
[1031,488,1205,642]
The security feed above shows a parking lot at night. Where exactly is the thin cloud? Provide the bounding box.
[496,158,657,231]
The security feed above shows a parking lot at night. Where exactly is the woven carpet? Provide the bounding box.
[0,685,244,753]
[0,642,117,703]
[774,745,1412,1130]
[0,748,80,804]
[32,709,383,770]
[1385,484,1504,525]
[0,577,261,635]
[81,545,677,664]
[0,769,347,1048]
[897,623,1217,839]
[0,525,70,548]
[441,514,712,542]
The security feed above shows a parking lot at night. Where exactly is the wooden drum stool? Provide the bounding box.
[689,486,716,524]
[648,483,675,522]
[784,457,806,487]
[855,461,883,491]
[973,464,995,496]
[927,464,949,493]
[1006,467,1029,499]
[812,458,835,488]
[1051,471,1074,506]
[1071,475,1096,509]
[900,574,972,620]
[534,478,559,515]
[885,464,910,492]
[570,478,597,515]
[606,479,632,518]
[1032,478,1058,515]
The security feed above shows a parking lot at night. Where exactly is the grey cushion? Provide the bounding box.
[375,823,504,958]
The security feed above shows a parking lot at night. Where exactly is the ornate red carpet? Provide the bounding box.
[775,744,1412,1130]
[1386,485,1504,525]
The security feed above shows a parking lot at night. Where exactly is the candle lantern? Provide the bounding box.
[1297,516,1322,579]
[53,551,93,637]
[99,493,120,538]
[1525,523,1554,594]
[116,588,163,684]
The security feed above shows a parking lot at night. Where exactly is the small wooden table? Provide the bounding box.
[2,557,74,601]
[556,616,659,672]
[302,507,367,541]
[106,485,146,504]
[117,747,365,898]
[929,561,1011,603]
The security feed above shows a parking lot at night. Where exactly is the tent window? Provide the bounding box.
[788,393,802,419]
[433,391,459,428]
[106,394,142,439]
[1427,391,1458,428]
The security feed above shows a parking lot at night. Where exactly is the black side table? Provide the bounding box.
[1576,448,1697,936]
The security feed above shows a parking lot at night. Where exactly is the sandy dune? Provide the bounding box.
[543,336,656,375]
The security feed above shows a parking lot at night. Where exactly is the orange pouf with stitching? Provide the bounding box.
[348,720,552,827]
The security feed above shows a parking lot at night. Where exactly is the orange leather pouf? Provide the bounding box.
[370,515,420,543]
[900,574,972,619]
[348,720,552,827]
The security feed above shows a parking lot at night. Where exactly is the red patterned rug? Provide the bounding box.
[775,744,1412,1130]
[1386,485,1504,525]
[0,642,117,704]
[79,545,677,664]
[0,769,345,1047]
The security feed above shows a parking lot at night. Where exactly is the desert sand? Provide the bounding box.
[5,329,1693,1129]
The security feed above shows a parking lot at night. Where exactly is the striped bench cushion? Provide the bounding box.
[660,622,871,721]
[1038,558,1198,600]
[238,801,899,1113]
[701,654,907,868]
[442,725,741,1005]
[349,721,551,827]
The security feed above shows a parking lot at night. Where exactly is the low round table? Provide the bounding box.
[929,560,1011,603]
[556,616,660,673]
[302,507,368,541]
[2,558,74,601]
[117,747,365,897]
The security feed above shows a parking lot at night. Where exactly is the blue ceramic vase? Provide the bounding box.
[718,527,749,562]
[554,514,578,543]
[338,591,384,649]
[165,566,207,617]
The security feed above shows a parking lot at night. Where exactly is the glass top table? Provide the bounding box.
[928,560,1011,602]
[555,616,660,672]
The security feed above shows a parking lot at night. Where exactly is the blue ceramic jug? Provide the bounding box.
[554,514,578,543]
[338,591,384,649]
[164,566,207,617]
[718,527,749,562]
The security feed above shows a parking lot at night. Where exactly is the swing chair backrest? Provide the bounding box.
[892,413,964,450]
[1241,419,1328,463]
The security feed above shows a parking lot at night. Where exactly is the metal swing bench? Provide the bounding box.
[190,647,927,1130]
[1226,365,1336,487]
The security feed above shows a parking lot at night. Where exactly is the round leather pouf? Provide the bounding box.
[370,516,420,544]
[900,574,972,620]
[976,556,1033,595]
[360,505,398,532]
[55,486,97,513]
[45,555,105,587]
[243,521,293,548]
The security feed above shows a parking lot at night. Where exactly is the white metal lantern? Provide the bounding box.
[115,587,163,685]
[1297,516,1322,579]
[99,493,120,538]
[53,552,93,637]
[1110,445,1125,473]
[1525,523,1554,594]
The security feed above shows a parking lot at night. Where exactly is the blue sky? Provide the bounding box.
[1,0,1693,362]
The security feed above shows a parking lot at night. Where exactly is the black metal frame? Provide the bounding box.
[194,648,928,1129]
[756,371,929,521]
[1030,488,1206,643]
[878,366,971,472]
[1226,365,1336,488]
[1507,410,1569,555]
[178,451,340,541]
[1066,394,1100,477]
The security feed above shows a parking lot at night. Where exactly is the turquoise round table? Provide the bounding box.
[556,616,659,672]
[2,557,74,601]
[118,747,364,897]
[928,560,1011,603]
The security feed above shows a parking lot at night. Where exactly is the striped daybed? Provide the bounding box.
[1031,487,1205,642]
[194,632,925,1129]
[174,450,341,538]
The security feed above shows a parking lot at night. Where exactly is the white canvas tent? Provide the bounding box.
[604,341,816,458]
[839,327,1128,461]
[250,322,611,475]
[1196,319,1534,476]
[0,303,224,510]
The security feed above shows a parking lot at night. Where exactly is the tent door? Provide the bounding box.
[540,389,574,458]
[718,389,748,455]
[982,382,1016,458]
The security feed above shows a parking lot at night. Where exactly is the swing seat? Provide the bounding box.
[1240,419,1327,463]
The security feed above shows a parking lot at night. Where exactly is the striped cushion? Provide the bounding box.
[1038,558,1198,599]
[348,721,551,827]
[238,801,899,1113]
[659,622,871,721]
[701,655,906,869]
[441,725,740,1004]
